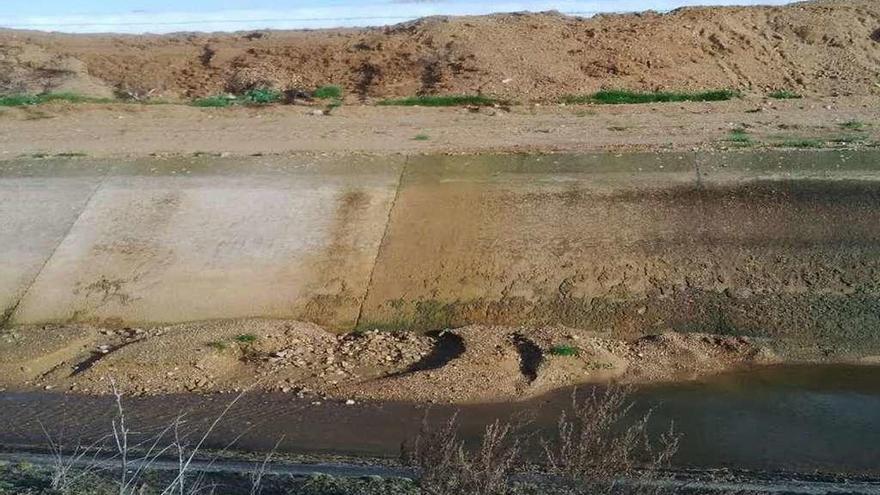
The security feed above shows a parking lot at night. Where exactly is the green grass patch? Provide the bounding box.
[840,120,867,131]
[235,333,258,344]
[314,85,343,99]
[243,88,281,104]
[549,344,579,357]
[26,151,87,159]
[775,139,824,149]
[0,92,114,106]
[192,95,235,108]
[768,90,802,100]
[378,94,498,107]
[561,89,738,105]
[413,134,430,141]
[727,128,753,145]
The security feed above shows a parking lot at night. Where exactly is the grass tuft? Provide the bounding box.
[235,333,258,344]
[728,128,753,145]
[378,95,498,107]
[840,120,867,131]
[314,85,343,99]
[562,89,738,105]
[192,95,235,108]
[413,134,430,141]
[243,88,281,104]
[768,90,802,100]
[549,344,579,357]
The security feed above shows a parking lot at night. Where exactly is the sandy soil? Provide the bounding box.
[0,96,878,158]
[1,0,878,101]
[0,319,778,403]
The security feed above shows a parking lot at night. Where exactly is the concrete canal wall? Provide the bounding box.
[2,151,879,347]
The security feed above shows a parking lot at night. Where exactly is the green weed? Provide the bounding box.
[549,344,579,357]
[768,90,802,99]
[413,134,430,141]
[192,95,235,108]
[378,95,498,107]
[840,120,867,131]
[561,89,738,105]
[243,88,281,104]
[314,85,343,99]
[235,333,258,344]
[728,128,753,145]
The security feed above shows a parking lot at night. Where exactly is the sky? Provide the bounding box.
[2,0,795,34]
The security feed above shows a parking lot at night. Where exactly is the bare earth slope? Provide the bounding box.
[1,0,879,101]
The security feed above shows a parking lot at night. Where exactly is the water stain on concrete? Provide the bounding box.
[358,152,880,353]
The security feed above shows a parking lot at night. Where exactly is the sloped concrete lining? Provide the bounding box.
[0,160,109,322]
[359,151,880,348]
[11,156,403,330]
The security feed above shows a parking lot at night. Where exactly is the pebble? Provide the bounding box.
[345,399,356,405]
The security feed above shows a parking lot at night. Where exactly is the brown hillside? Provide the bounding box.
[1,0,879,101]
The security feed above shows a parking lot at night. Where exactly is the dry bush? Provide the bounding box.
[401,413,522,495]
[543,385,680,495]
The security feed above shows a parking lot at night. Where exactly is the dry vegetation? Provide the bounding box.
[4,385,686,495]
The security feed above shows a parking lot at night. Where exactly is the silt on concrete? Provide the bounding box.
[0,161,109,322]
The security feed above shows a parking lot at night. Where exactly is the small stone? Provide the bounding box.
[345,399,356,406]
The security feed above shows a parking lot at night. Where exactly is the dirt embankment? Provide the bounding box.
[1,0,879,101]
[0,319,777,403]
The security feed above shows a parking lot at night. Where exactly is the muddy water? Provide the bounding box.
[2,365,880,474]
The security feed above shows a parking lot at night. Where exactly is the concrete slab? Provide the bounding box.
[11,156,403,329]
[0,161,108,321]
[359,152,880,339]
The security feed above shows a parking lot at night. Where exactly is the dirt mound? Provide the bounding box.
[0,42,114,98]
[1,0,878,100]
[0,319,776,402]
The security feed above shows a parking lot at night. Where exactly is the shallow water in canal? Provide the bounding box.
[2,364,879,474]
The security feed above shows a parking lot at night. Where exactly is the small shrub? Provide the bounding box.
[768,90,802,99]
[728,128,752,145]
[192,95,234,108]
[562,89,738,105]
[314,85,343,99]
[543,386,680,495]
[413,134,430,141]
[379,95,498,107]
[840,120,867,131]
[235,333,258,344]
[402,414,521,495]
[243,88,282,104]
[549,345,579,357]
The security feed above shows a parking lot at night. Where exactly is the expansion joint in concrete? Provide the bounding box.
[2,170,110,326]
[353,157,407,331]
